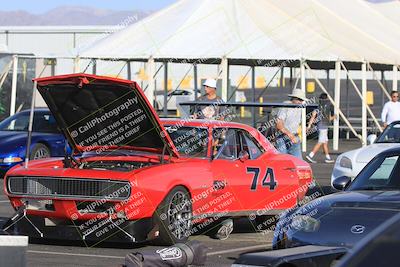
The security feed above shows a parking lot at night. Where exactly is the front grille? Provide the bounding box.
[7,176,131,200]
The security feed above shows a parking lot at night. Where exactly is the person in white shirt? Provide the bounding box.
[381,91,400,128]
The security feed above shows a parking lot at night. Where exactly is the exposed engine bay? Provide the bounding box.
[78,160,155,172]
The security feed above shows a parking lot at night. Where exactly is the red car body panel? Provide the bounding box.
[4,74,313,243]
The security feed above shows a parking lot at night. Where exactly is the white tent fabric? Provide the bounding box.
[79,0,400,65]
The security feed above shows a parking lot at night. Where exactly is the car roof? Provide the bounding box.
[160,118,255,131]
[376,147,400,156]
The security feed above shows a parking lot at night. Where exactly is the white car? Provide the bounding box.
[331,121,400,185]
[155,89,200,111]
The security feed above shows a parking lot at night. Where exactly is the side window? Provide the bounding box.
[33,114,60,134]
[213,128,238,160]
[240,130,263,159]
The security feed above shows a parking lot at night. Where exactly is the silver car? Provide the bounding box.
[331,121,400,185]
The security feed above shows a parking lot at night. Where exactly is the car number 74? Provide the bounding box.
[246,167,277,191]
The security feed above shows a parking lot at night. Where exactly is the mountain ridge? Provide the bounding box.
[0,6,151,26]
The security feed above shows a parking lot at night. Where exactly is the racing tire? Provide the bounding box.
[154,186,192,245]
[30,143,51,160]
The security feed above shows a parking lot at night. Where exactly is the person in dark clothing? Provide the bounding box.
[306,93,335,163]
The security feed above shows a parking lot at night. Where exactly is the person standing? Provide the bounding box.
[192,79,225,120]
[381,91,400,128]
[305,93,335,163]
[275,88,308,159]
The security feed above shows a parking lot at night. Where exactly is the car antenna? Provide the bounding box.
[24,81,37,169]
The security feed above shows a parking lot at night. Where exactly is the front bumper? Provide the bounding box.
[4,214,155,244]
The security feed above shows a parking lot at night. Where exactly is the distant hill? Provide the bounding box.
[0,6,152,26]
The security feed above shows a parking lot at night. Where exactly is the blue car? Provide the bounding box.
[0,108,66,176]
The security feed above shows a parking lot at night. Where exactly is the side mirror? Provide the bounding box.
[238,150,250,162]
[332,176,351,191]
[367,134,377,145]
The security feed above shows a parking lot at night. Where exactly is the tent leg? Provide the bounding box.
[92,59,97,75]
[393,65,398,92]
[147,56,156,107]
[221,56,228,102]
[163,62,168,116]
[127,61,131,80]
[251,66,256,127]
[362,62,367,146]
[333,61,341,151]
[10,55,18,116]
[300,59,307,153]
[73,57,80,73]
[194,64,199,100]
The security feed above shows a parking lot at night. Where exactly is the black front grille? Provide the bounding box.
[7,176,131,200]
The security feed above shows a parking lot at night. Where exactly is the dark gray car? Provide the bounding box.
[273,147,400,249]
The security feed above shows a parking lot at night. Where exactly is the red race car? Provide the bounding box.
[3,74,313,245]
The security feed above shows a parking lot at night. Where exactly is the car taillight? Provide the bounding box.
[296,168,313,180]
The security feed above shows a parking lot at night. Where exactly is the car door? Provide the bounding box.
[208,128,243,215]
[238,129,299,212]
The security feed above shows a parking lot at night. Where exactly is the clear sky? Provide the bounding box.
[1,0,178,13]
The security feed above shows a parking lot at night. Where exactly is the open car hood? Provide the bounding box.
[35,73,179,157]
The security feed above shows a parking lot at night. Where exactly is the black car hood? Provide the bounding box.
[286,190,400,248]
[35,74,179,157]
[319,190,400,210]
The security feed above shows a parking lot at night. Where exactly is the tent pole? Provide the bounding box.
[194,64,198,100]
[92,59,97,75]
[10,55,18,116]
[73,57,80,73]
[393,65,398,91]
[221,56,228,102]
[251,66,256,127]
[163,61,168,116]
[300,59,307,153]
[127,61,131,80]
[147,56,156,107]
[333,60,341,151]
[361,62,367,146]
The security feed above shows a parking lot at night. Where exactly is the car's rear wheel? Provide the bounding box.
[154,186,192,245]
[30,143,50,160]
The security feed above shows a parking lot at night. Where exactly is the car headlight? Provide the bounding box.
[2,157,23,163]
[290,215,320,232]
[339,156,352,169]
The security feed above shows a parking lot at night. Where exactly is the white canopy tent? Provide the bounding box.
[75,0,400,151]
[80,0,400,63]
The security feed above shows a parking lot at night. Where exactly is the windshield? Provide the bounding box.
[349,154,400,191]
[0,112,60,133]
[376,123,400,143]
[165,125,208,158]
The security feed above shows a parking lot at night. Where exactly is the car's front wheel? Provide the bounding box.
[30,143,50,160]
[154,186,192,245]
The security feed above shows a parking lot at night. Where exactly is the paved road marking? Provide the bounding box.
[27,250,125,259]
[0,200,10,203]
[207,244,269,256]
[27,243,270,259]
